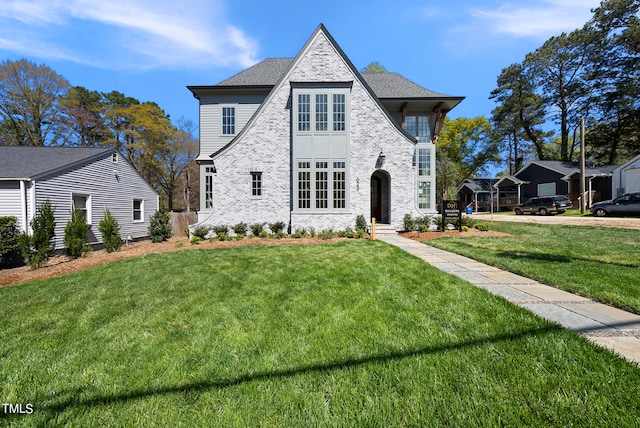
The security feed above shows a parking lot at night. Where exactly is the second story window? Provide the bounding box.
[405,115,431,143]
[222,107,235,135]
[298,94,310,131]
[333,94,345,131]
[315,94,328,131]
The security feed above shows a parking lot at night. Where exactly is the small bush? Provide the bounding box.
[191,225,210,239]
[99,209,122,253]
[309,228,316,238]
[250,222,265,236]
[319,229,336,240]
[213,225,229,239]
[232,222,248,237]
[462,225,470,232]
[403,214,416,232]
[259,230,268,238]
[269,221,286,234]
[418,223,430,233]
[0,216,20,267]
[64,208,91,259]
[292,228,308,238]
[355,214,367,232]
[190,236,202,245]
[149,210,172,243]
[19,200,56,269]
[474,223,490,231]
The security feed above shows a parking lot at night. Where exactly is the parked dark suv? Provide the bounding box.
[514,195,572,216]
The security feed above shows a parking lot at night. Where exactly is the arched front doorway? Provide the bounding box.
[371,170,390,224]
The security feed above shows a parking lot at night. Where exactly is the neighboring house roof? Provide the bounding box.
[0,146,114,180]
[457,178,498,193]
[613,153,640,172]
[516,160,617,181]
[494,175,529,187]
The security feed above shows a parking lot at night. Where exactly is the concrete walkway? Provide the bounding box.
[377,232,640,365]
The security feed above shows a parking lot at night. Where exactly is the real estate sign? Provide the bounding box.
[442,200,462,232]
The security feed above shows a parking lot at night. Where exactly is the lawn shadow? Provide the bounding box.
[30,325,562,420]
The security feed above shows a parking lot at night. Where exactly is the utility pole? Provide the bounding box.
[580,117,586,214]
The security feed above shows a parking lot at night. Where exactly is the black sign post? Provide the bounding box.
[442,200,462,232]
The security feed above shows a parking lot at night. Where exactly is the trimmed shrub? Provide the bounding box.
[191,225,210,239]
[149,210,172,243]
[269,221,286,234]
[232,222,248,237]
[99,209,122,253]
[250,222,265,236]
[403,214,416,232]
[474,223,490,231]
[355,214,367,232]
[213,225,229,239]
[64,208,91,258]
[19,200,56,269]
[190,236,202,245]
[0,216,20,267]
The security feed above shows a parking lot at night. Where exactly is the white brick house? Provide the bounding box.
[188,24,463,232]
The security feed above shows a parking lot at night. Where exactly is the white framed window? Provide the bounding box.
[418,181,431,210]
[222,107,235,135]
[418,147,431,176]
[332,94,346,131]
[205,166,215,209]
[298,94,311,131]
[315,94,328,131]
[133,199,144,222]
[538,182,556,197]
[405,115,432,143]
[333,161,346,209]
[315,161,328,209]
[72,194,91,224]
[298,161,311,209]
[251,172,262,197]
[111,153,118,164]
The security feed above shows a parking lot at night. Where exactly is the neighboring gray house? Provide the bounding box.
[457,178,498,212]
[187,24,463,231]
[495,160,615,210]
[0,146,159,250]
[613,153,640,197]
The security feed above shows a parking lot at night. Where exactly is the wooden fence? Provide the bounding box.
[171,212,198,237]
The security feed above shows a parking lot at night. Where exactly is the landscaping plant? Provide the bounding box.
[64,208,91,258]
[18,199,56,269]
[148,210,172,243]
[99,209,122,253]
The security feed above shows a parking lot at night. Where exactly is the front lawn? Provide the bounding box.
[427,222,640,314]
[1,241,639,426]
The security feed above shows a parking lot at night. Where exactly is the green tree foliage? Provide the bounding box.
[64,208,91,258]
[19,200,56,269]
[148,210,172,243]
[99,209,122,253]
[437,117,500,202]
[490,63,549,169]
[0,59,69,146]
[360,62,388,73]
[0,216,20,267]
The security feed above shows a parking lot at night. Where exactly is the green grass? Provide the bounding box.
[2,241,640,426]
[428,222,640,314]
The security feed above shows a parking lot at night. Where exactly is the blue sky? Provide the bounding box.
[1,0,600,133]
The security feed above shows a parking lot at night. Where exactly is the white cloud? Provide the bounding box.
[0,0,258,70]
[470,0,601,39]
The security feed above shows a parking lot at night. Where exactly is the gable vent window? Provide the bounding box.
[112,153,118,164]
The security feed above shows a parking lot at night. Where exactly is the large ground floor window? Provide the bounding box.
[295,159,348,211]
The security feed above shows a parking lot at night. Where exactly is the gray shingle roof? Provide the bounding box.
[217,58,294,86]
[0,146,114,179]
[524,160,617,178]
[212,58,459,99]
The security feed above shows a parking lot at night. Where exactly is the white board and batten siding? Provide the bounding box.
[613,154,640,196]
[198,94,265,159]
[33,152,158,250]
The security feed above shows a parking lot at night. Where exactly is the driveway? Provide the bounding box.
[472,212,640,230]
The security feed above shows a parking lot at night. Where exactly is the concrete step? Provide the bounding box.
[373,224,398,235]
